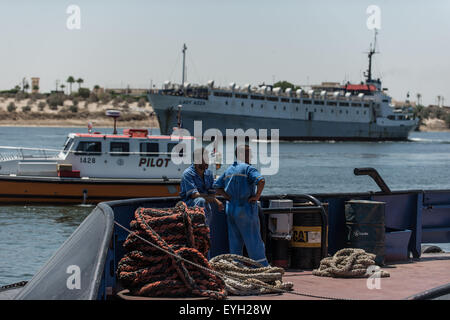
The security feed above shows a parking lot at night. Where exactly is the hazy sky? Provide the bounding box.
[0,0,449,105]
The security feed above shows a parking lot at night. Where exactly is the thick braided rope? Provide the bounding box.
[312,248,390,278]
[209,254,294,296]
[117,202,226,299]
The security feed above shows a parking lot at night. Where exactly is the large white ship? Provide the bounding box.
[148,34,418,141]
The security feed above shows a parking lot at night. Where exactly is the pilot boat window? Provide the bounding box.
[168,142,184,157]
[62,138,74,153]
[140,142,159,157]
[110,142,129,156]
[75,141,102,155]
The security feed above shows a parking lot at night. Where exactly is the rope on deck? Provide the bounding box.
[209,254,294,296]
[117,202,226,299]
[312,248,390,278]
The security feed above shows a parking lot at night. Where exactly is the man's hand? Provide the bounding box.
[215,198,224,212]
[248,179,265,203]
[216,188,231,202]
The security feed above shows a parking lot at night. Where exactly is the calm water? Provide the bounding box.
[0,127,449,286]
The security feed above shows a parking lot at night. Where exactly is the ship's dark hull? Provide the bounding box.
[149,96,415,141]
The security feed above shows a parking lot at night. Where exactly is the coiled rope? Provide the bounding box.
[114,204,350,300]
[117,202,226,299]
[312,248,390,278]
[209,254,294,296]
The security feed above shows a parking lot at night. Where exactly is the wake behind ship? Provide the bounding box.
[148,34,418,141]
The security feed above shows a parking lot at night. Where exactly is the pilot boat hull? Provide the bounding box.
[0,175,180,204]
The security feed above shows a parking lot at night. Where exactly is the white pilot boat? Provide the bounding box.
[0,111,193,204]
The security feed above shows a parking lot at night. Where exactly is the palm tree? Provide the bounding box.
[416,93,422,106]
[67,76,75,94]
[60,84,66,94]
[76,78,84,90]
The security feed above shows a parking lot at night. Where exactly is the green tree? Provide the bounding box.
[78,87,90,99]
[273,81,300,91]
[76,78,84,90]
[67,76,75,94]
[7,102,16,112]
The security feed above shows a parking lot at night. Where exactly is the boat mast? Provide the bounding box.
[365,30,378,82]
[182,43,187,86]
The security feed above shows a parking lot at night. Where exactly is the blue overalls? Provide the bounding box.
[214,161,268,266]
[180,164,229,258]
[179,164,215,225]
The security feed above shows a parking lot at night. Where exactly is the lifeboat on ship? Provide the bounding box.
[0,112,194,204]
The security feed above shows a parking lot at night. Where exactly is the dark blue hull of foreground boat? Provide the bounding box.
[3,173,450,300]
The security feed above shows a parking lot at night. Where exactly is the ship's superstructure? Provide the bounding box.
[148,36,418,141]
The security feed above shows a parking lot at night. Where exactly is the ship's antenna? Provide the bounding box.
[364,30,379,82]
[182,43,187,86]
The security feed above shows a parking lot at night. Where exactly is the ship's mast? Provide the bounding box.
[365,30,378,82]
[182,43,187,86]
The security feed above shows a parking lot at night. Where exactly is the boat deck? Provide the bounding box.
[229,253,450,300]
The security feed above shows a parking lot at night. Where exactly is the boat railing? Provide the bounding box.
[0,146,61,161]
[0,146,188,160]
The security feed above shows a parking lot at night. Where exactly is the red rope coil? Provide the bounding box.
[117,201,226,299]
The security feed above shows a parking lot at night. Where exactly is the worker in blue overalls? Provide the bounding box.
[179,148,224,226]
[214,144,268,266]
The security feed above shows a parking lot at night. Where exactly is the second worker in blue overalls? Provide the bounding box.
[214,144,269,266]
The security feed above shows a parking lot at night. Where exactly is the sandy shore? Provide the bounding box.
[0,97,159,129]
[418,118,450,132]
[0,97,449,132]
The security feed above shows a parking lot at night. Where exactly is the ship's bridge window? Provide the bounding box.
[281,98,289,103]
[327,101,337,106]
[364,103,370,108]
[140,142,159,157]
[382,99,389,103]
[292,99,300,103]
[250,95,265,100]
[75,141,102,155]
[267,97,278,102]
[235,94,248,99]
[339,102,349,107]
[314,100,324,105]
[303,100,312,104]
[388,115,395,120]
[110,142,129,156]
[351,103,362,107]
